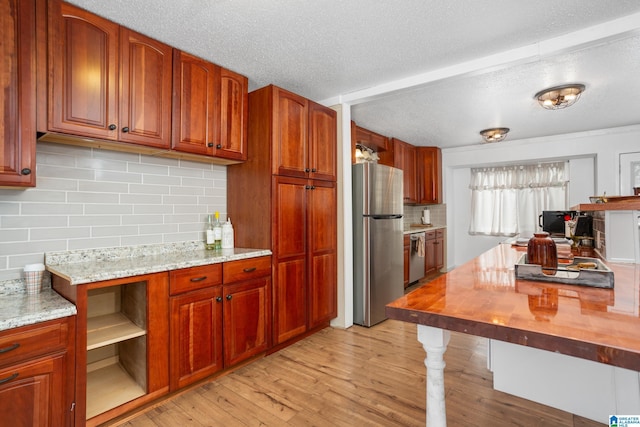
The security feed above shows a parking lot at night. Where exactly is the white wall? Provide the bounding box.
[443,124,640,268]
[0,142,227,283]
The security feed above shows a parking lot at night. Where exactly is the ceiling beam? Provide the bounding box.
[320,12,640,107]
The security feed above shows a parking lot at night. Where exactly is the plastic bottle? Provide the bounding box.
[221,218,234,249]
[205,214,215,250]
[213,211,222,250]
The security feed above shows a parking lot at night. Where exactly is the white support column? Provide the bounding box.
[417,325,451,427]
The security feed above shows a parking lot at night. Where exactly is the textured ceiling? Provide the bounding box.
[67,0,640,148]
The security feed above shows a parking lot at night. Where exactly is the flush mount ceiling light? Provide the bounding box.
[480,127,510,143]
[534,83,585,110]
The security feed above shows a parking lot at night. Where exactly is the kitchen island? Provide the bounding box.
[386,243,640,426]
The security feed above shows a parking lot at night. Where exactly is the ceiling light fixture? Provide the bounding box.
[534,83,585,110]
[480,127,510,143]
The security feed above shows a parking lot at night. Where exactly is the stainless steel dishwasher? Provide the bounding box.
[409,232,425,283]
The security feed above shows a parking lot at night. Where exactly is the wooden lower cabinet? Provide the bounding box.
[425,229,445,276]
[52,272,170,427]
[169,257,271,390]
[170,287,223,390]
[0,317,75,427]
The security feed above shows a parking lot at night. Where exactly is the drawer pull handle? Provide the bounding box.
[0,343,20,354]
[0,373,18,385]
[242,267,256,273]
[189,276,207,282]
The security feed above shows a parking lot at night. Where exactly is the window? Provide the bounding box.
[469,162,568,237]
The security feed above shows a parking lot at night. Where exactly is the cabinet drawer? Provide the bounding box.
[223,256,271,284]
[425,230,436,240]
[404,235,410,246]
[436,229,444,238]
[0,319,70,368]
[170,264,223,295]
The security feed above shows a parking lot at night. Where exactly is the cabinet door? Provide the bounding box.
[272,176,308,344]
[273,88,308,178]
[417,147,442,204]
[48,1,119,139]
[391,138,417,204]
[435,231,444,271]
[223,277,271,366]
[0,0,36,187]
[169,287,223,390]
[119,28,172,149]
[307,180,337,328]
[172,50,220,156]
[0,354,67,427]
[425,233,436,275]
[216,68,248,161]
[308,101,337,181]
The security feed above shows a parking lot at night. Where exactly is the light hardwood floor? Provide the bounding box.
[111,319,604,427]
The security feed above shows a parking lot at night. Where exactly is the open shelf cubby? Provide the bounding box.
[86,281,148,420]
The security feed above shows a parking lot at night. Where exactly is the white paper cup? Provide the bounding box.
[24,263,45,295]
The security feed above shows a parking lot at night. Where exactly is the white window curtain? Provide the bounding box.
[469,162,568,237]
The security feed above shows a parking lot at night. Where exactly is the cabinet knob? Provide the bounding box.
[207,142,214,147]
[305,168,310,173]
[216,296,223,302]
[122,127,130,133]
[108,124,117,131]
[311,168,317,172]
[226,294,232,300]
[216,144,222,149]
[20,168,31,175]
[0,343,20,354]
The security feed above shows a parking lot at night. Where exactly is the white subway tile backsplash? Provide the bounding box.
[0,142,227,282]
[91,225,139,237]
[67,192,120,204]
[1,215,69,228]
[78,180,129,193]
[0,229,28,242]
[31,227,90,240]
[129,183,171,195]
[21,203,84,215]
[95,170,142,183]
[84,204,133,215]
[69,215,120,227]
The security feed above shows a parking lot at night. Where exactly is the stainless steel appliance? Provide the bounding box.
[352,163,404,327]
[409,232,425,283]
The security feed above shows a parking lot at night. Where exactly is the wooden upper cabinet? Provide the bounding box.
[393,138,418,204]
[270,86,336,181]
[273,88,308,177]
[308,101,337,181]
[171,50,221,156]
[47,1,119,140]
[218,68,248,161]
[416,146,442,204]
[172,50,248,161]
[0,0,36,187]
[46,1,172,148]
[354,125,389,152]
[119,28,172,148]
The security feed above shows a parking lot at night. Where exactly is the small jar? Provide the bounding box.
[527,232,558,275]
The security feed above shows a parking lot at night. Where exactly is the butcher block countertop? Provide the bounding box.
[386,244,640,371]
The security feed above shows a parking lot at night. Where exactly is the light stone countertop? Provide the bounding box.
[403,225,447,234]
[0,283,77,332]
[46,247,272,286]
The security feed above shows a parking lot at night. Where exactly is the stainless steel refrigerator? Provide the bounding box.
[352,163,404,327]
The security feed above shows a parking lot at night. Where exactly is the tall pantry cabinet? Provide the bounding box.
[227,85,337,346]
